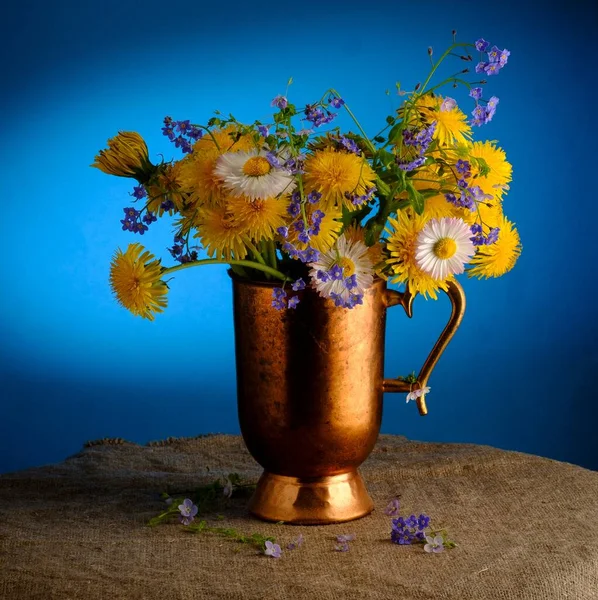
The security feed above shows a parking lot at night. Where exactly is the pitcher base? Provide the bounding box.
[248,470,374,525]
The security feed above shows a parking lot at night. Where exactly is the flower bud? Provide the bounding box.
[92,131,154,179]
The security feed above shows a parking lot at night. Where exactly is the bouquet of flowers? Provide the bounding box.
[93,35,520,320]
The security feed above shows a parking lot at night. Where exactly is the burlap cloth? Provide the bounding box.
[1,434,597,600]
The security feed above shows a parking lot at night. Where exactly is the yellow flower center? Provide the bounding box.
[338,257,356,277]
[433,238,457,259]
[242,156,271,177]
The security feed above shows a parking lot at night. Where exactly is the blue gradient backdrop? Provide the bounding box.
[1,1,597,474]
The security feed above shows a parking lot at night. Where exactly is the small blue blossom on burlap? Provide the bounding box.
[424,535,445,554]
[384,497,401,517]
[391,513,430,545]
[334,533,355,552]
[264,540,282,558]
[286,534,304,551]
[178,499,198,526]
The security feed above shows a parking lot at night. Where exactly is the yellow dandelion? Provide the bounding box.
[145,162,188,216]
[288,203,343,253]
[466,141,512,201]
[228,195,287,242]
[177,127,257,207]
[467,216,521,279]
[343,223,385,270]
[462,199,503,230]
[303,149,377,212]
[385,211,451,299]
[414,95,472,146]
[394,167,460,221]
[177,145,226,206]
[194,205,248,260]
[109,243,168,320]
[422,193,465,220]
[172,207,199,239]
[193,126,255,154]
[92,131,153,179]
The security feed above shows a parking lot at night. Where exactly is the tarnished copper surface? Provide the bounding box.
[248,471,373,525]
[232,276,465,524]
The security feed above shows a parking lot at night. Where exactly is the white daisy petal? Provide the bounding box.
[214,150,296,200]
[308,234,374,308]
[415,217,475,281]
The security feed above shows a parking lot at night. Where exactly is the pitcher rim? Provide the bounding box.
[228,269,388,290]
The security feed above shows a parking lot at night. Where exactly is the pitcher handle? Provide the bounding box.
[382,280,466,416]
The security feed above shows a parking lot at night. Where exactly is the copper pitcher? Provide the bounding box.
[232,275,465,524]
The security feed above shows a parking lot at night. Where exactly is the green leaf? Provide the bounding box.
[375,177,391,198]
[386,116,396,125]
[387,123,403,145]
[378,169,399,183]
[376,150,396,168]
[474,156,490,177]
[365,222,384,247]
[406,182,425,215]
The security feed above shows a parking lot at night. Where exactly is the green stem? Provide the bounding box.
[425,76,472,97]
[267,240,278,270]
[418,42,472,96]
[189,125,222,151]
[329,88,377,155]
[243,237,267,266]
[163,259,290,281]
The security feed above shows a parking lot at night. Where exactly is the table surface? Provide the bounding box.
[1,434,597,600]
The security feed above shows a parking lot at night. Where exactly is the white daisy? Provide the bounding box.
[415,217,475,280]
[214,149,295,200]
[308,234,374,308]
[406,386,430,404]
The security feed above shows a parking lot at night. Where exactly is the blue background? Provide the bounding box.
[1,0,597,474]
